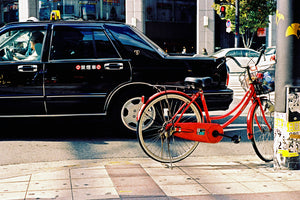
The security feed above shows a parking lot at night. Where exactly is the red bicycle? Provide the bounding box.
[136,48,274,163]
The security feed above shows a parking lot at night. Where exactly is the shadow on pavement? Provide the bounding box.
[0,117,132,140]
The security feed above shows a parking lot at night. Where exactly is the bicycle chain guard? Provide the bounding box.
[173,122,224,143]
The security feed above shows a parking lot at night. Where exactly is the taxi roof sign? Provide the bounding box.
[50,10,61,21]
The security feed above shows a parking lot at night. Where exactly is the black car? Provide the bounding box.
[0,21,232,133]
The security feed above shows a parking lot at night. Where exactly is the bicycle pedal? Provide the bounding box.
[232,135,241,144]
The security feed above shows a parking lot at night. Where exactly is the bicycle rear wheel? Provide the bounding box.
[137,92,201,163]
[251,99,274,162]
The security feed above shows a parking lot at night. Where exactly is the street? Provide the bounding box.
[0,74,269,166]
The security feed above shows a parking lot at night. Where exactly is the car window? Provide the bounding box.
[244,50,259,57]
[226,50,243,57]
[105,24,157,54]
[0,27,46,62]
[265,48,276,55]
[50,26,119,60]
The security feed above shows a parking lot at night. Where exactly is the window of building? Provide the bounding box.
[146,0,196,23]
[50,26,119,60]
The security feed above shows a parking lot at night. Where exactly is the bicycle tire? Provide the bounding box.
[251,99,274,162]
[137,92,201,163]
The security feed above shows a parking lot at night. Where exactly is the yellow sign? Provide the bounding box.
[290,134,300,139]
[287,121,300,132]
[278,149,299,157]
[275,117,285,129]
[50,10,61,21]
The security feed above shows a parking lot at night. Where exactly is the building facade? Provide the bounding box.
[1,0,275,54]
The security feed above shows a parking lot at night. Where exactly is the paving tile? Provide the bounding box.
[264,171,300,181]
[210,191,300,200]
[179,166,224,175]
[111,176,157,187]
[224,171,274,182]
[70,168,109,179]
[25,189,72,200]
[0,181,28,193]
[241,181,293,193]
[116,185,165,198]
[0,175,30,183]
[72,177,114,188]
[145,167,186,176]
[151,175,198,185]
[159,183,210,196]
[27,179,70,191]
[30,170,70,181]
[191,174,235,184]
[0,191,25,200]
[106,164,166,197]
[106,164,148,177]
[202,182,252,194]
[282,180,300,190]
[72,187,119,200]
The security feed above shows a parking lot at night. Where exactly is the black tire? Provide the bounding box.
[137,92,201,163]
[251,99,274,162]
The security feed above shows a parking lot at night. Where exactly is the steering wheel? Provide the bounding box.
[4,48,13,60]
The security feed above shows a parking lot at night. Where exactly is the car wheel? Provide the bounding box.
[120,96,143,131]
[121,96,156,132]
[110,91,155,135]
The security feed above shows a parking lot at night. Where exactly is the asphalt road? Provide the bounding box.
[0,74,260,166]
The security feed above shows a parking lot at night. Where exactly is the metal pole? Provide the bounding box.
[234,0,240,48]
[274,0,300,170]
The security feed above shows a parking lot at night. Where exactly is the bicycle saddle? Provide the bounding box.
[184,77,213,88]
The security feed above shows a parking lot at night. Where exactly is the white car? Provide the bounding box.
[211,48,260,73]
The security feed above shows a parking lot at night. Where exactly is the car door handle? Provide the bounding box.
[18,65,38,72]
[104,63,123,70]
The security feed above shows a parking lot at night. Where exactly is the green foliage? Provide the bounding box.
[213,0,277,48]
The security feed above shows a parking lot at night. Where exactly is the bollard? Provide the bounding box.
[274,0,300,170]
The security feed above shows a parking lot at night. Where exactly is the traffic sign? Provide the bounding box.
[226,19,231,28]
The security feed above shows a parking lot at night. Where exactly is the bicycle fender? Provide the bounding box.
[247,100,258,140]
[136,90,197,121]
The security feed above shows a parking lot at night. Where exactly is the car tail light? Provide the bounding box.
[270,55,276,61]
[226,72,230,87]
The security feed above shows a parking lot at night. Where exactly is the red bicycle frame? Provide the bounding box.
[170,81,271,142]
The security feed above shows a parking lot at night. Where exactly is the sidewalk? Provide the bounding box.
[0,155,300,200]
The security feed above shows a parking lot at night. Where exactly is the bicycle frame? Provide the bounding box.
[170,80,271,142]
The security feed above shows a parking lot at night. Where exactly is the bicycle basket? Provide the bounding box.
[239,65,275,95]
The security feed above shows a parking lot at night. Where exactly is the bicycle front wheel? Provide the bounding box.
[137,93,201,163]
[251,99,274,162]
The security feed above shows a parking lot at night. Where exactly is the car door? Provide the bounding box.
[44,25,131,114]
[0,26,46,115]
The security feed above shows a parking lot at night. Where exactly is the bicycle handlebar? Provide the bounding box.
[255,45,266,66]
[223,45,266,70]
